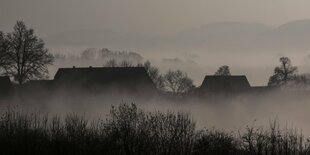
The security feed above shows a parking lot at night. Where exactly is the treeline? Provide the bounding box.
[0,103,309,155]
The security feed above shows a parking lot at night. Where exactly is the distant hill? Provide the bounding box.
[44,20,310,53]
[254,20,310,51]
[169,22,274,50]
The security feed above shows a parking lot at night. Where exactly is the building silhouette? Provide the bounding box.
[198,75,251,95]
[1,68,274,99]
[53,67,157,95]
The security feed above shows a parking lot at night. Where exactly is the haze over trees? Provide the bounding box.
[214,65,231,76]
[0,21,54,84]
[80,48,143,64]
[53,48,144,71]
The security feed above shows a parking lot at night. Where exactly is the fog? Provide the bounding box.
[3,90,310,137]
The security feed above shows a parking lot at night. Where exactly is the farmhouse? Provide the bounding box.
[198,75,251,94]
[53,67,157,94]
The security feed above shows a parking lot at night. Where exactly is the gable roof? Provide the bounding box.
[53,67,156,92]
[200,75,251,92]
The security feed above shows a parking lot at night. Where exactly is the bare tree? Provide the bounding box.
[164,70,195,94]
[268,57,297,87]
[0,21,54,84]
[104,59,118,67]
[214,65,231,76]
[119,60,133,67]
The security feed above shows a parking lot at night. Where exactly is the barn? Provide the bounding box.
[198,75,251,94]
[53,67,157,95]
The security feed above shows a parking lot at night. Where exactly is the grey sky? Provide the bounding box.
[1,0,310,36]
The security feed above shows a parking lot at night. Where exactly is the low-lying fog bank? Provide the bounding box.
[1,102,309,155]
[1,90,310,136]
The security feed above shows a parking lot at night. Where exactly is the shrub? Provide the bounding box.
[193,129,238,155]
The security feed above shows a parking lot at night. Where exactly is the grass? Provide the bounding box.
[0,103,309,155]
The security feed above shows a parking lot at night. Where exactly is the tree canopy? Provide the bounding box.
[268,57,297,88]
[214,65,231,76]
[163,70,195,94]
[0,21,54,84]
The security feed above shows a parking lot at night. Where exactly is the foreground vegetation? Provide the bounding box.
[0,103,309,155]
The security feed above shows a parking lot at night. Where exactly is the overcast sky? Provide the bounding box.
[1,0,310,36]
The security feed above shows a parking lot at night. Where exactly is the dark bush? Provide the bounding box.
[193,129,239,155]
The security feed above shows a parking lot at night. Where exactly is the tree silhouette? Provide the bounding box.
[164,70,195,94]
[104,59,118,67]
[119,60,133,67]
[214,65,231,76]
[0,21,54,84]
[268,57,297,87]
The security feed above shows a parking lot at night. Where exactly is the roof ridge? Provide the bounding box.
[59,67,145,69]
[204,75,247,77]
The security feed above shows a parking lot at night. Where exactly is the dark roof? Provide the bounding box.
[0,76,12,93]
[53,67,156,92]
[25,80,53,89]
[199,75,251,92]
[251,86,272,93]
